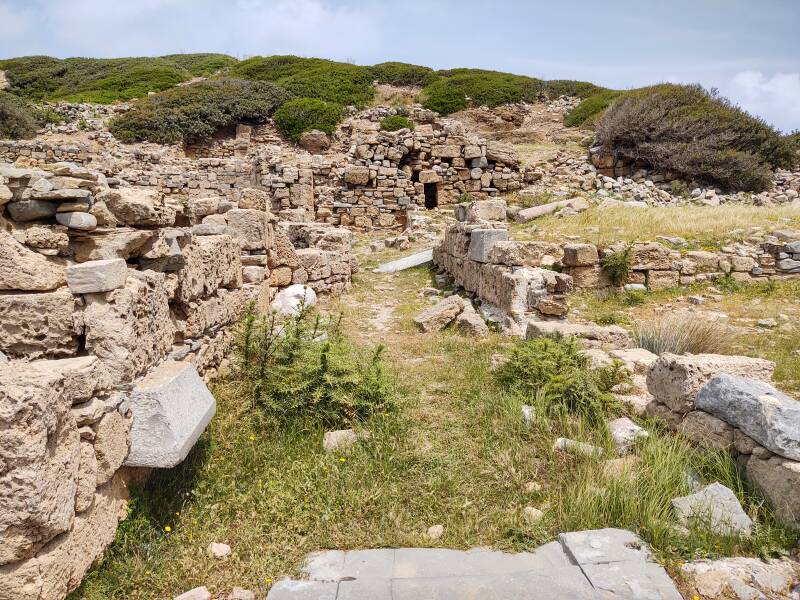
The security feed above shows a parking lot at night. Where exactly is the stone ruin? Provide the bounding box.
[0,160,356,600]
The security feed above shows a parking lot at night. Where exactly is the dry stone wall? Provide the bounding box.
[0,160,355,600]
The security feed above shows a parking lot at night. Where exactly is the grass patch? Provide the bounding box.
[108,79,292,144]
[511,204,800,248]
[596,84,798,192]
[634,313,733,355]
[564,89,623,127]
[273,98,343,141]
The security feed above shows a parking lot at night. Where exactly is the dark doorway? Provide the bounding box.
[424,183,438,209]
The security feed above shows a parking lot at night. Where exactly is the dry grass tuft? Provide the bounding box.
[634,312,733,355]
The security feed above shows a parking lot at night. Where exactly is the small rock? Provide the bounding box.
[0,350,7,363]
[323,429,358,452]
[687,295,705,305]
[757,318,778,328]
[174,587,211,600]
[607,417,649,455]
[522,506,544,524]
[553,437,604,457]
[521,404,535,426]
[230,588,256,600]
[271,284,317,316]
[426,524,444,540]
[524,481,542,493]
[672,482,753,536]
[207,542,231,559]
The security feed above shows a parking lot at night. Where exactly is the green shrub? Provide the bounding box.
[600,245,632,286]
[273,97,342,141]
[370,62,437,87]
[234,305,395,426]
[0,91,39,139]
[422,69,545,115]
[545,80,605,99]
[634,313,733,355]
[231,55,375,107]
[108,78,292,144]
[564,89,623,127]
[380,115,414,132]
[421,79,467,115]
[0,55,231,103]
[495,336,626,424]
[595,84,798,192]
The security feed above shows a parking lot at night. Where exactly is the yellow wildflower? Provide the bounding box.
[164,525,171,533]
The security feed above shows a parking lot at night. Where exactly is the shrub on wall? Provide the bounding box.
[595,84,798,191]
[380,115,414,132]
[108,78,293,144]
[370,62,438,87]
[273,98,343,141]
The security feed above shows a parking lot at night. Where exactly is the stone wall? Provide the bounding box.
[0,161,355,600]
[433,199,573,334]
[643,354,800,530]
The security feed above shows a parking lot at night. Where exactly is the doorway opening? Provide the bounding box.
[424,183,438,209]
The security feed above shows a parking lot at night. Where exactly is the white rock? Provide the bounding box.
[521,404,535,426]
[553,437,604,457]
[671,482,753,536]
[426,524,444,539]
[173,586,211,600]
[522,506,544,524]
[207,542,231,558]
[608,417,649,455]
[323,429,358,452]
[64,258,129,294]
[271,284,317,316]
[55,211,97,231]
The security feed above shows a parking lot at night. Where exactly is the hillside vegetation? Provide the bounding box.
[595,84,798,191]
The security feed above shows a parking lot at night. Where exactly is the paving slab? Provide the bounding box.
[372,249,433,273]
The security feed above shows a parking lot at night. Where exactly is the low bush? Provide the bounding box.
[370,62,437,87]
[0,55,234,103]
[273,97,342,141]
[422,69,544,115]
[545,80,604,99]
[0,91,39,139]
[595,84,798,191]
[600,245,633,286]
[234,305,395,426]
[231,55,375,107]
[380,115,414,132]
[564,89,623,127]
[108,78,292,144]
[634,312,733,355]
[495,336,627,424]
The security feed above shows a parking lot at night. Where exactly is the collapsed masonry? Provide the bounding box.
[0,161,356,600]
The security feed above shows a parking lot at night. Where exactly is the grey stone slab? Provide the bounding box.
[372,248,433,273]
[560,528,651,566]
[581,562,683,600]
[124,361,216,468]
[671,482,753,535]
[341,548,395,579]
[393,547,558,579]
[336,577,393,600]
[266,580,337,600]
[302,550,346,581]
[392,572,598,600]
[468,229,508,263]
[696,374,800,461]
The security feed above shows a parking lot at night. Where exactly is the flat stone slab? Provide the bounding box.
[124,360,216,468]
[267,529,682,599]
[372,249,433,273]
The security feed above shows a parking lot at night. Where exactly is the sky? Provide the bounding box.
[1,0,798,132]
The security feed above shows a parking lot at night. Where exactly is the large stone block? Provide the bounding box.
[173,288,249,339]
[83,270,175,381]
[104,187,176,227]
[174,235,242,305]
[562,244,599,267]
[526,321,631,349]
[225,209,270,251]
[696,375,800,461]
[671,482,753,535]
[0,288,80,359]
[462,200,507,223]
[413,295,465,333]
[468,229,508,263]
[487,241,561,267]
[65,258,128,294]
[646,353,775,415]
[630,242,673,270]
[124,361,216,468]
[0,230,65,291]
[69,228,154,262]
[343,166,371,185]
[746,456,800,529]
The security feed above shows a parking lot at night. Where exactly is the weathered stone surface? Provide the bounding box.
[344,166,371,185]
[271,284,317,316]
[0,288,80,358]
[485,140,520,168]
[646,353,775,415]
[672,482,753,535]
[678,410,734,450]
[696,374,800,461]
[92,411,130,486]
[175,235,242,305]
[74,442,97,513]
[526,321,631,349]
[608,348,658,374]
[630,242,672,270]
[125,361,216,468]
[83,270,175,381]
[174,288,249,339]
[298,130,331,154]
[454,303,489,338]
[746,455,800,529]
[64,258,128,294]
[413,295,465,332]
[54,212,97,231]
[468,229,508,263]
[323,429,358,452]
[487,240,561,267]
[225,208,270,251]
[462,199,507,223]
[104,187,176,227]
[608,417,649,455]
[562,244,599,267]
[553,437,604,457]
[681,556,799,599]
[70,228,154,262]
[7,200,58,222]
[647,270,680,291]
[513,198,589,222]
[0,230,65,291]
[173,587,212,600]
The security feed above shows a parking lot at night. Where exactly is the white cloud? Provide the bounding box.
[724,70,800,132]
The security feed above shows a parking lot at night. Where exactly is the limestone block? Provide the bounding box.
[418,170,441,184]
[485,140,521,167]
[488,240,562,267]
[646,270,680,291]
[630,242,672,270]
[344,166,371,185]
[237,188,269,211]
[175,235,242,305]
[414,295,465,332]
[0,288,80,358]
[271,284,317,316]
[463,199,506,222]
[0,230,65,291]
[242,266,266,283]
[746,456,800,529]
[124,361,216,468]
[646,353,775,415]
[431,144,460,159]
[270,266,293,286]
[468,229,508,263]
[104,187,176,227]
[65,258,128,294]
[69,228,154,262]
[454,303,489,337]
[678,410,734,450]
[225,208,270,251]
[696,375,800,461]
[74,442,97,513]
[93,411,130,485]
[174,288,249,339]
[671,482,753,535]
[569,265,612,289]
[526,321,631,349]
[562,243,599,267]
[83,271,175,382]
[187,196,221,221]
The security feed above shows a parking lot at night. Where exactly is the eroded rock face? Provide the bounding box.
[0,230,65,291]
[174,235,242,305]
[413,295,465,332]
[104,188,176,227]
[646,353,775,415]
[746,455,800,529]
[83,271,175,382]
[0,288,81,359]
